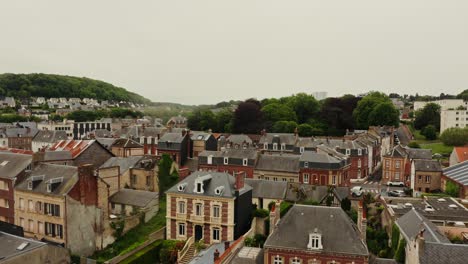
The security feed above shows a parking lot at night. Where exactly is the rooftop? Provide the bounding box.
[0,231,46,261]
[443,160,468,186]
[110,189,158,207]
[0,152,31,180]
[255,154,300,173]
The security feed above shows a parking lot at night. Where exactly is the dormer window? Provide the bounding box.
[196,182,203,193]
[273,143,278,151]
[304,161,309,168]
[358,149,362,156]
[280,143,286,151]
[223,157,229,165]
[27,181,33,190]
[46,183,51,193]
[300,147,305,153]
[177,183,187,192]
[307,229,323,250]
[263,143,268,150]
[207,155,213,165]
[346,149,351,155]
[242,158,248,166]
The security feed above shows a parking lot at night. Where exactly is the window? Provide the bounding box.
[178,223,186,236]
[358,149,362,156]
[28,219,34,232]
[0,180,7,191]
[332,175,337,185]
[19,198,24,210]
[178,201,186,214]
[304,161,309,168]
[273,256,283,264]
[263,143,268,150]
[358,159,361,168]
[196,182,203,193]
[213,205,220,218]
[273,177,278,181]
[425,175,431,184]
[303,174,310,184]
[346,149,351,155]
[291,257,301,264]
[395,172,400,180]
[308,233,322,249]
[385,171,389,178]
[131,175,137,185]
[281,143,286,151]
[223,157,229,165]
[28,200,34,211]
[38,222,44,234]
[195,203,203,216]
[146,176,150,186]
[395,161,401,169]
[300,147,305,153]
[212,227,220,241]
[242,158,248,166]
[282,178,287,182]
[207,155,213,165]
[273,143,278,151]
[385,160,390,168]
[44,203,60,217]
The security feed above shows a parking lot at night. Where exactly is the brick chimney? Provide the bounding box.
[32,152,45,167]
[357,200,367,241]
[416,228,425,256]
[269,200,281,234]
[234,171,245,190]
[77,164,97,206]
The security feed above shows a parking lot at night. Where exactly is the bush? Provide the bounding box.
[301,199,320,205]
[394,239,406,263]
[391,224,400,253]
[252,208,269,218]
[446,181,460,198]
[421,125,437,140]
[440,127,468,146]
[280,202,293,217]
[408,142,420,148]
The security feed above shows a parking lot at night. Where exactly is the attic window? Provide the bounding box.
[27,181,33,190]
[358,149,362,156]
[281,143,286,151]
[273,143,278,151]
[197,135,204,140]
[195,182,203,194]
[223,157,229,165]
[300,147,305,153]
[207,155,213,165]
[263,143,268,150]
[242,158,248,166]
[16,242,29,251]
[307,229,323,250]
[346,149,351,155]
[0,161,9,166]
[178,183,187,192]
[304,161,309,168]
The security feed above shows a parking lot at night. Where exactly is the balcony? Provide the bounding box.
[190,214,204,222]
[211,217,222,224]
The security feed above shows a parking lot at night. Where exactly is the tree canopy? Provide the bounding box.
[414,103,441,130]
[353,92,400,129]
[440,127,468,146]
[0,73,150,104]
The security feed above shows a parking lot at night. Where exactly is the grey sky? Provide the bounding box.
[1,1,467,105]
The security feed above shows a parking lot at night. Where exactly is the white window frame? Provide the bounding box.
[300,147,305,153]
[358,149,362,156]
[195,203,203,216]
[332,175,337,185]
[263,143,268,150]
[207,155,213,165]
[280,143,286,151]
[395,172,400,180]
[346,149,351,155]
[291,257,301,264]
[303,173,310,184]
[223,157,229,165]
[212,205,221,218]
[358,159,361,168]
[273,256,283,264]
[304,161,309,168]
[212,227,221,242]
[395,160,401,169]
[242,158,248,166]
[273,143,278,151]
[178,223,186,236]
[178,201,186,214]
[425,175,431,183]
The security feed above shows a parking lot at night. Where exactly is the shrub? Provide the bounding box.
[421,125,437,140]
[408,142,420,148]
[440,127,468,146]
[252,208,269,218]
[394,239,406,263]
[445,181,460,198]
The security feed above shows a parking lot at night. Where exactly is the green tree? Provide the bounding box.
[262,103,297,123]
[408,142,421,148]
[286,93,320,124]
[394,239,406,263]
[297,123,324,137]
[232,99,264,134]
[187,108,216,131]
[272,121,298,133]
[421,125,437,140]
[440,127,468,146]
[158,154,179,198]
[391,224,400,253]
[414,103,441,130]
[368,102,400,127]
[353,92,396,129]
[445,181,460,197]
[341,197,351,211]
[214,109,233,133]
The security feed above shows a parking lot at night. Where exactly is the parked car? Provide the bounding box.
[388,190,406,197]
[387,181,405,187]
[351,186,364,197]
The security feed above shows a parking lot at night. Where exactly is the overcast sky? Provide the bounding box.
[1,1,467,105]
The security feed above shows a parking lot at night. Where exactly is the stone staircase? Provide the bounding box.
[178,243,196,264]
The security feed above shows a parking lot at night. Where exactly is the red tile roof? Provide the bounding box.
[455,146,468,163]
[49,140,95,159]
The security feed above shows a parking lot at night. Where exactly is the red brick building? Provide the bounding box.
[165,171,252,244]
[299,150,351,187]
[0,153,32,223]
[198,149,258,178]
[264,204,369,264]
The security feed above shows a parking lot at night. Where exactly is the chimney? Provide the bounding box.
[269,200,281,234]
[77,164,97,206]
[357,200,367,241]
[32,152,45,167]
[416,228,425,255]
[235,171,245,190]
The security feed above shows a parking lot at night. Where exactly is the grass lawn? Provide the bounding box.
[420,143,453,156]
[91,199,167,263]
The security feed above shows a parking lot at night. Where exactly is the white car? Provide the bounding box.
[387,181,405,187]
[351,186,364,197]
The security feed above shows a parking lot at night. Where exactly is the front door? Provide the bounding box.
[320,175,327,185]
[194,225,203,241]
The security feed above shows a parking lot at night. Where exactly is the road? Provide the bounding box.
[396,124,412,146]
[351,180,407,197]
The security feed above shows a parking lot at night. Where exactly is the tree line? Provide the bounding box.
[188,92,400,136]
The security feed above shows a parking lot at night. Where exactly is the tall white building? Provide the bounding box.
[312,91,328,100]
[440,109,468,133]
[413,99,466,111]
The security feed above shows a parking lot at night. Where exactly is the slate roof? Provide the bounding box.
[110,189,158,207]
[413,160,442,172]
[111,138,143,148]
[166,171,252,198]
[33,130,68,143]
[16,163,78,196]
[407,148,432,160]
[443,160,468,186]
[245,179,287,200]
[386,145,407,158]
[300,151,348,169]
[100,156,144,173]
[284,183,349,203]
[0,231,47,261]
[190,131,212,141]
[4,127,38,138]
[43,151,73,161]
[396,208,450,243]
[159,132,186,144]
[419,242,468,264]
[255,154,300,173]
[199,149,258,160]
[226,134,253,145]
[96,138,117,150]
[91,129,112,138]
[0,152,32,180]
[264,205,368,256]
[258,133,297,145]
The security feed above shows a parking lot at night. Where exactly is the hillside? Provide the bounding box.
[0,73,150,104]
